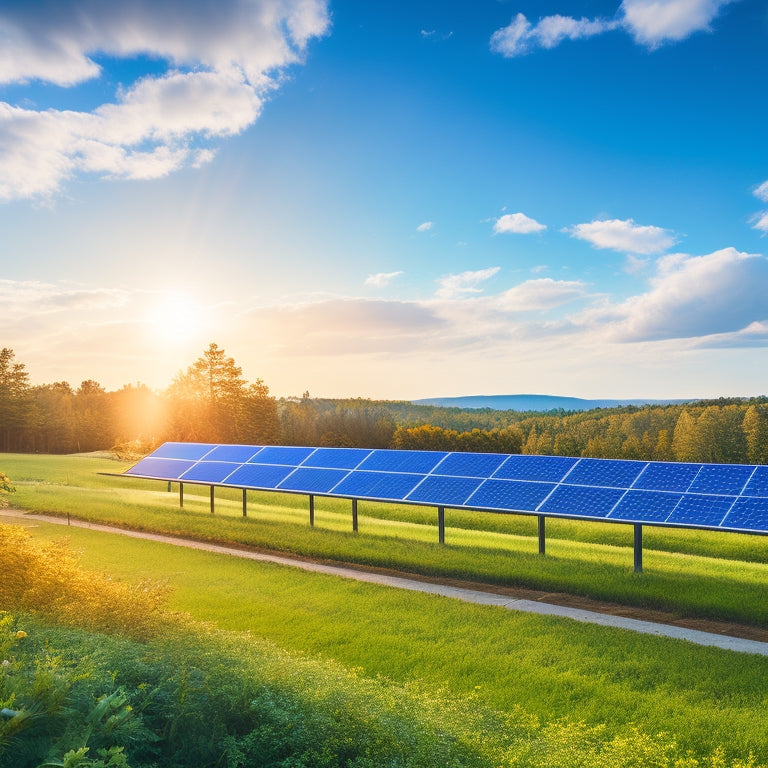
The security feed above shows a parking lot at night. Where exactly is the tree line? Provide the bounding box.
[1,345,766,464]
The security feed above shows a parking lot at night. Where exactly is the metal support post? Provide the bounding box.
[179,482,184,508]
[309,494,315,527]
[242,488,247,517]
[438,506,445,545]
[538,515,546,555]
[210,485,215,514]
[634,523,643,573]
[352,498,358,532]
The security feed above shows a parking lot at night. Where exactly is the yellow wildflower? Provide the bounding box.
[15,630,26,639]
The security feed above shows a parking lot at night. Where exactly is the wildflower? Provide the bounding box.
[1,660,9,667]
[15,630,26,639]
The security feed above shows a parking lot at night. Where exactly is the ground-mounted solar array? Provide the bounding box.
[124,443,768,536]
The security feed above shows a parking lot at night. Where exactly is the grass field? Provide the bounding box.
[3,452,768,628]
[9,516,768,762]
[3,452,768,762]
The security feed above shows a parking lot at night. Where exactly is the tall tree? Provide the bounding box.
[0,348,33,452]
[165,343,277,444]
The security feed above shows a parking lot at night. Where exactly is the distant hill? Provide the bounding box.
[411,394,692,412]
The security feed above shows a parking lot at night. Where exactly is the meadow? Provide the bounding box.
[2,453,768,764]
[3,453,768,628]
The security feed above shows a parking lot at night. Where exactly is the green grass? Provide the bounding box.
[3,452,768,629]
[10,517,768,763]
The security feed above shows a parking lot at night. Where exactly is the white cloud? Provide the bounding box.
[579,248,768,342]
[365,271,404,287]
[569,218,677,255]
[0,0,329,200]
[490,0,738,57]
[755,180,768,203]
[621,0,736,47]
[490,13,616,57]
[624,254,651,274]
[436,267,500,299]
[751,211,768,234]
[416,221,433,232]
[493,212,546,234]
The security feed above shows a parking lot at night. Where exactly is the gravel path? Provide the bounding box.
[4,509,767,656]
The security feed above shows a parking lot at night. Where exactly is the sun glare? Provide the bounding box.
[149,293,205,345]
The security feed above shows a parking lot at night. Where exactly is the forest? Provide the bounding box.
[1,344,767,464]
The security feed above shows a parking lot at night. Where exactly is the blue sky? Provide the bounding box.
[1,0,766,399]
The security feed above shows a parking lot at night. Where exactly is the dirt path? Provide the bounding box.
[3,508,768,655]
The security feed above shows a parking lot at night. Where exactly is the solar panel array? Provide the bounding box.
[124,443,768,535]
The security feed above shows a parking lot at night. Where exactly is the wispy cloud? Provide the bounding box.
[491,0,739,57]
[752,179,768,233]
[0,0,330,200]
[365,271,404,287]
[436,267,500,299]
[493,212,546,234]
[568,218,677,255]
[416,221,434,232]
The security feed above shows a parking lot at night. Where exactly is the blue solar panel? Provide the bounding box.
[125,457,197,479]
[250,446,315,465]
[465,479,555,512]
[435,452,508,478]
[406,475,483,506]
[565,459,646,488]
[332,471,425,501]
[687,465,753,496]
[179,462,241,484]
[301,447,372,470]
[743,466,768,498]
[123,442,768,536]
[492,454,578,482]
[539,485,625,518]
[357,449,448,473]
[632,462,700,492]
[608,490,683,522]
[151,442,216,460]
[722,497,768,532]
[224,463,295,490]
[277,467,350,494]
[667,495,735,527]
[204,444,263,463]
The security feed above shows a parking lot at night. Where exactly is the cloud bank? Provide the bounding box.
[0,0,330,200]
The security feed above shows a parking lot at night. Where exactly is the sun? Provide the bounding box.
[149,293,206,345]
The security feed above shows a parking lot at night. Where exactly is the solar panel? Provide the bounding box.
[125,457,197,479]
[406,475,483,506]
[301,447,372,470]
[151,442,216,461]
[743,466,768,497]
[180,461,241,484]
[564,458,646,488]
[435,452,508,478]
[357,449,448,474]
[722,497,768,532]
[608,490,683,522]
[332,471,425,501]
[277,467,350,494]
[250,446,315,465]
[122,442,768,537]
[492,454,578,482]
[223,463,295,490]
[667,495,735,527]
[687,464,753,496]
[632,462,700,493]
[204,444,263,463]
[539,485,625,518]
[465,479,555,513]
